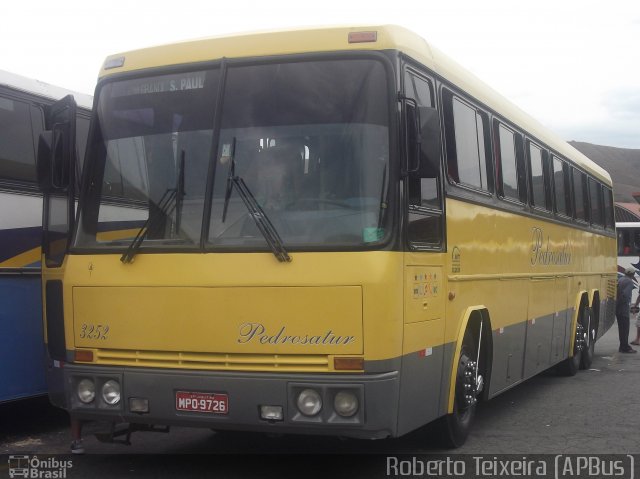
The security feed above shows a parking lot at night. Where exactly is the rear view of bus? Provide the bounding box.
[38,25,616,451]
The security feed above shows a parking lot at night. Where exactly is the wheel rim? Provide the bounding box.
[575,321,586,354]
[455,346,478,418]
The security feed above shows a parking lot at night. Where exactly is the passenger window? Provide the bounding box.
[497,125,518,199]
[496,122,526,203]
[588,177,603,226]
[444,92,491,192]
[528,142,549,211]
[0,97,36,183]
[572,168,588,222]
[618,229,640,256]
[552,156,570,217]
[603,186,614,229]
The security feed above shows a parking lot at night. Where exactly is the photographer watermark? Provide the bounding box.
[385,454,636,478]
[8,455,73,479]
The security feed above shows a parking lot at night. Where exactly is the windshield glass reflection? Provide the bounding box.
[75,59,391,252]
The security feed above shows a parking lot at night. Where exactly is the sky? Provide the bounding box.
[3,0,640,148]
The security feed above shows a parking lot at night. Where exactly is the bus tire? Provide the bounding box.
[580,307,596,370]
[556,306,586,376]
[438,328,477,448]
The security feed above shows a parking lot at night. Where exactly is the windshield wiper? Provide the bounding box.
[120,151,186,264]
[120,187,177,263]
[221,140,291,263]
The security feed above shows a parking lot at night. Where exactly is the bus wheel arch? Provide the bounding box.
[557,292,590,376]
[439,307,493,447]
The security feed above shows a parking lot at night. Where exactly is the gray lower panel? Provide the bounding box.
[64,365,400,439]
[489,321,527,396]
[490,306,575,397]
[397,343,446,436]
[523,313,556,378]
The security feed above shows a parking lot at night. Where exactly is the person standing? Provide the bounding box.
[630,296,640,346]
[616,267,638,353]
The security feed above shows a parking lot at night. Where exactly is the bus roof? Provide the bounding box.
[99,24,611,185]
[0,69,93,110]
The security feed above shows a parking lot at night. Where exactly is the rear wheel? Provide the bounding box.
[557,305,587,376]
[580,307,596,369]
[439,329,479,448]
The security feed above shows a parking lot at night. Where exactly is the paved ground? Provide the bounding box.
[0,324,638,477]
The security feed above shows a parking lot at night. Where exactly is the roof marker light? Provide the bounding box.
[348,31,378,44]
[104,56,125,70]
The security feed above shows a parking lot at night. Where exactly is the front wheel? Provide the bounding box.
[438,329,479,448]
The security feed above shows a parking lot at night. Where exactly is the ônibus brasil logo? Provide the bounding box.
[8,455,72,479]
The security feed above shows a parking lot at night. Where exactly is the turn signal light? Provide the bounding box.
[334,357,364,371]
[74,350,94,362]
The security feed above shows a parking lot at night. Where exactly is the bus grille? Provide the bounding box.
[93,349,331,372]
[607,278,616,299]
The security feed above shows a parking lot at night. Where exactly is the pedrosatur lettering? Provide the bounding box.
[530,227,572,266]
[237,322,356,346]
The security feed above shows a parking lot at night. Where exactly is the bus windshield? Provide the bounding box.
[75,58,391,252]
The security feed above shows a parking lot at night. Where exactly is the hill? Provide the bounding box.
[569,141,640,203]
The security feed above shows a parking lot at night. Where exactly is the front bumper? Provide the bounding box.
[63,365,400,439]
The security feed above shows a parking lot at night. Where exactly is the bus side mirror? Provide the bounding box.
[416,106,442,178]
[37,131,53,192]
[37,124,72,192]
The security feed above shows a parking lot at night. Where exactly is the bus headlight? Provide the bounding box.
[101,380,121,405]
[333,391,358,417]
[296,389,322,416]
[77,379,95,404]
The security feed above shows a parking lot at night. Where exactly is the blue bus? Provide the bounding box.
[0,70,91,402]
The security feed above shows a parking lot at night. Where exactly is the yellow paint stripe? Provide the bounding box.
[0,229,138,267]
[0,246,41,268]
[96,228,140,242]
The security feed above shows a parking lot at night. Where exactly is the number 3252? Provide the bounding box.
[79,324,110,340]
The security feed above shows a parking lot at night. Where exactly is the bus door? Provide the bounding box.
[398,67,447,432]
[37,95,77,407]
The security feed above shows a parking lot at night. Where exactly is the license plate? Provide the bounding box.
[175,391,228,414]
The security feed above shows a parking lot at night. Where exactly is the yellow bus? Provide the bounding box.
[37,25,616,451]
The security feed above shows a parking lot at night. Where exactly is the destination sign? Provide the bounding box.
[111,71,207,97]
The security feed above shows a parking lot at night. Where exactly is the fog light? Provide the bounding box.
[77,379,95,404]
[129,397,149,413]
[296,389,322,416]
[260,405,284,421]
[101,380,121,405]
[334,391,358,417]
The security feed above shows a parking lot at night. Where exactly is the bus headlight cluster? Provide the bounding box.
[76,377,122,407]
[296,388,322,416]
[333,391,358,417]
[77,379,96,404]
[294,388,360,419]
[101,380,121,405]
